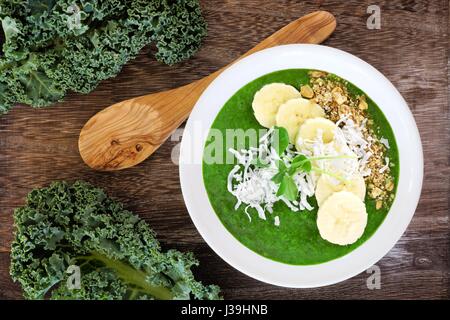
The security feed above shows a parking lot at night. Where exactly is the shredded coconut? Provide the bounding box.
[379,157,390,173]
[227,115,381,224]
[335,115,374,177]
[380,137,390,149]
[274,216,280,227]
[227,129,315,221]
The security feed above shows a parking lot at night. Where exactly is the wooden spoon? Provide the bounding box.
[79,11,336,171]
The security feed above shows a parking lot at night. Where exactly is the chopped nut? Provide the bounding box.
[331,87,347,105]
[300,85,315,99]
[371,187,382,198]
[358,95,368,110]
[386,180,394,191]
[338,104,351,114]
[355,114,366,125]
[308,73,395,209]
[376,200,383,210]
[309,70,328,78]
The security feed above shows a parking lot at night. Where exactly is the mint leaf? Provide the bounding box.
[272,160,288,183]
[301,160,312,173]
[292,154,308,165]
[271,172,285,184]
[276,175,298,201]
[271,126,289,156]
[276,159,287,171]
[289,155,312,175]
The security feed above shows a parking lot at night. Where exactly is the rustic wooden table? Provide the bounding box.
[0,1,448,299]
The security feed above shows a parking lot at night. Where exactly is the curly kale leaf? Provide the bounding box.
[0,0,207,113]
[10,181,220,300]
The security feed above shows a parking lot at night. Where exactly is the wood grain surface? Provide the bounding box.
[78,11,336,171]
[0,0,448,299]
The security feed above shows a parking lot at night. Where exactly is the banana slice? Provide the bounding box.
[252,83,301,128]
[296,117,337,146]
[275,98,325,143]
[317,191,368,246]
[315,173,366,206]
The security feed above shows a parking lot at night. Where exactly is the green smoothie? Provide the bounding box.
[202,69,399,265]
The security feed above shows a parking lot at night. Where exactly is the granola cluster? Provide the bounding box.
[299,71,395,209]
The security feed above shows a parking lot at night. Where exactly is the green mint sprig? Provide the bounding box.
[268,127,357,201]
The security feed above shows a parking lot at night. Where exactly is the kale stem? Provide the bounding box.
[128,288,138,300]
[84,252,174,300]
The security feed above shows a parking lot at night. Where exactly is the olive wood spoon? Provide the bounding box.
[79,11,336,170]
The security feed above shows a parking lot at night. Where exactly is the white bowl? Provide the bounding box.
[179,44,423,288]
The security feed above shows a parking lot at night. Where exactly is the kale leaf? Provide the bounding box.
[10,181,220,300]
[0,0,207,113]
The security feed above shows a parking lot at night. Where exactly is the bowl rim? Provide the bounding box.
[179,44,423,288]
